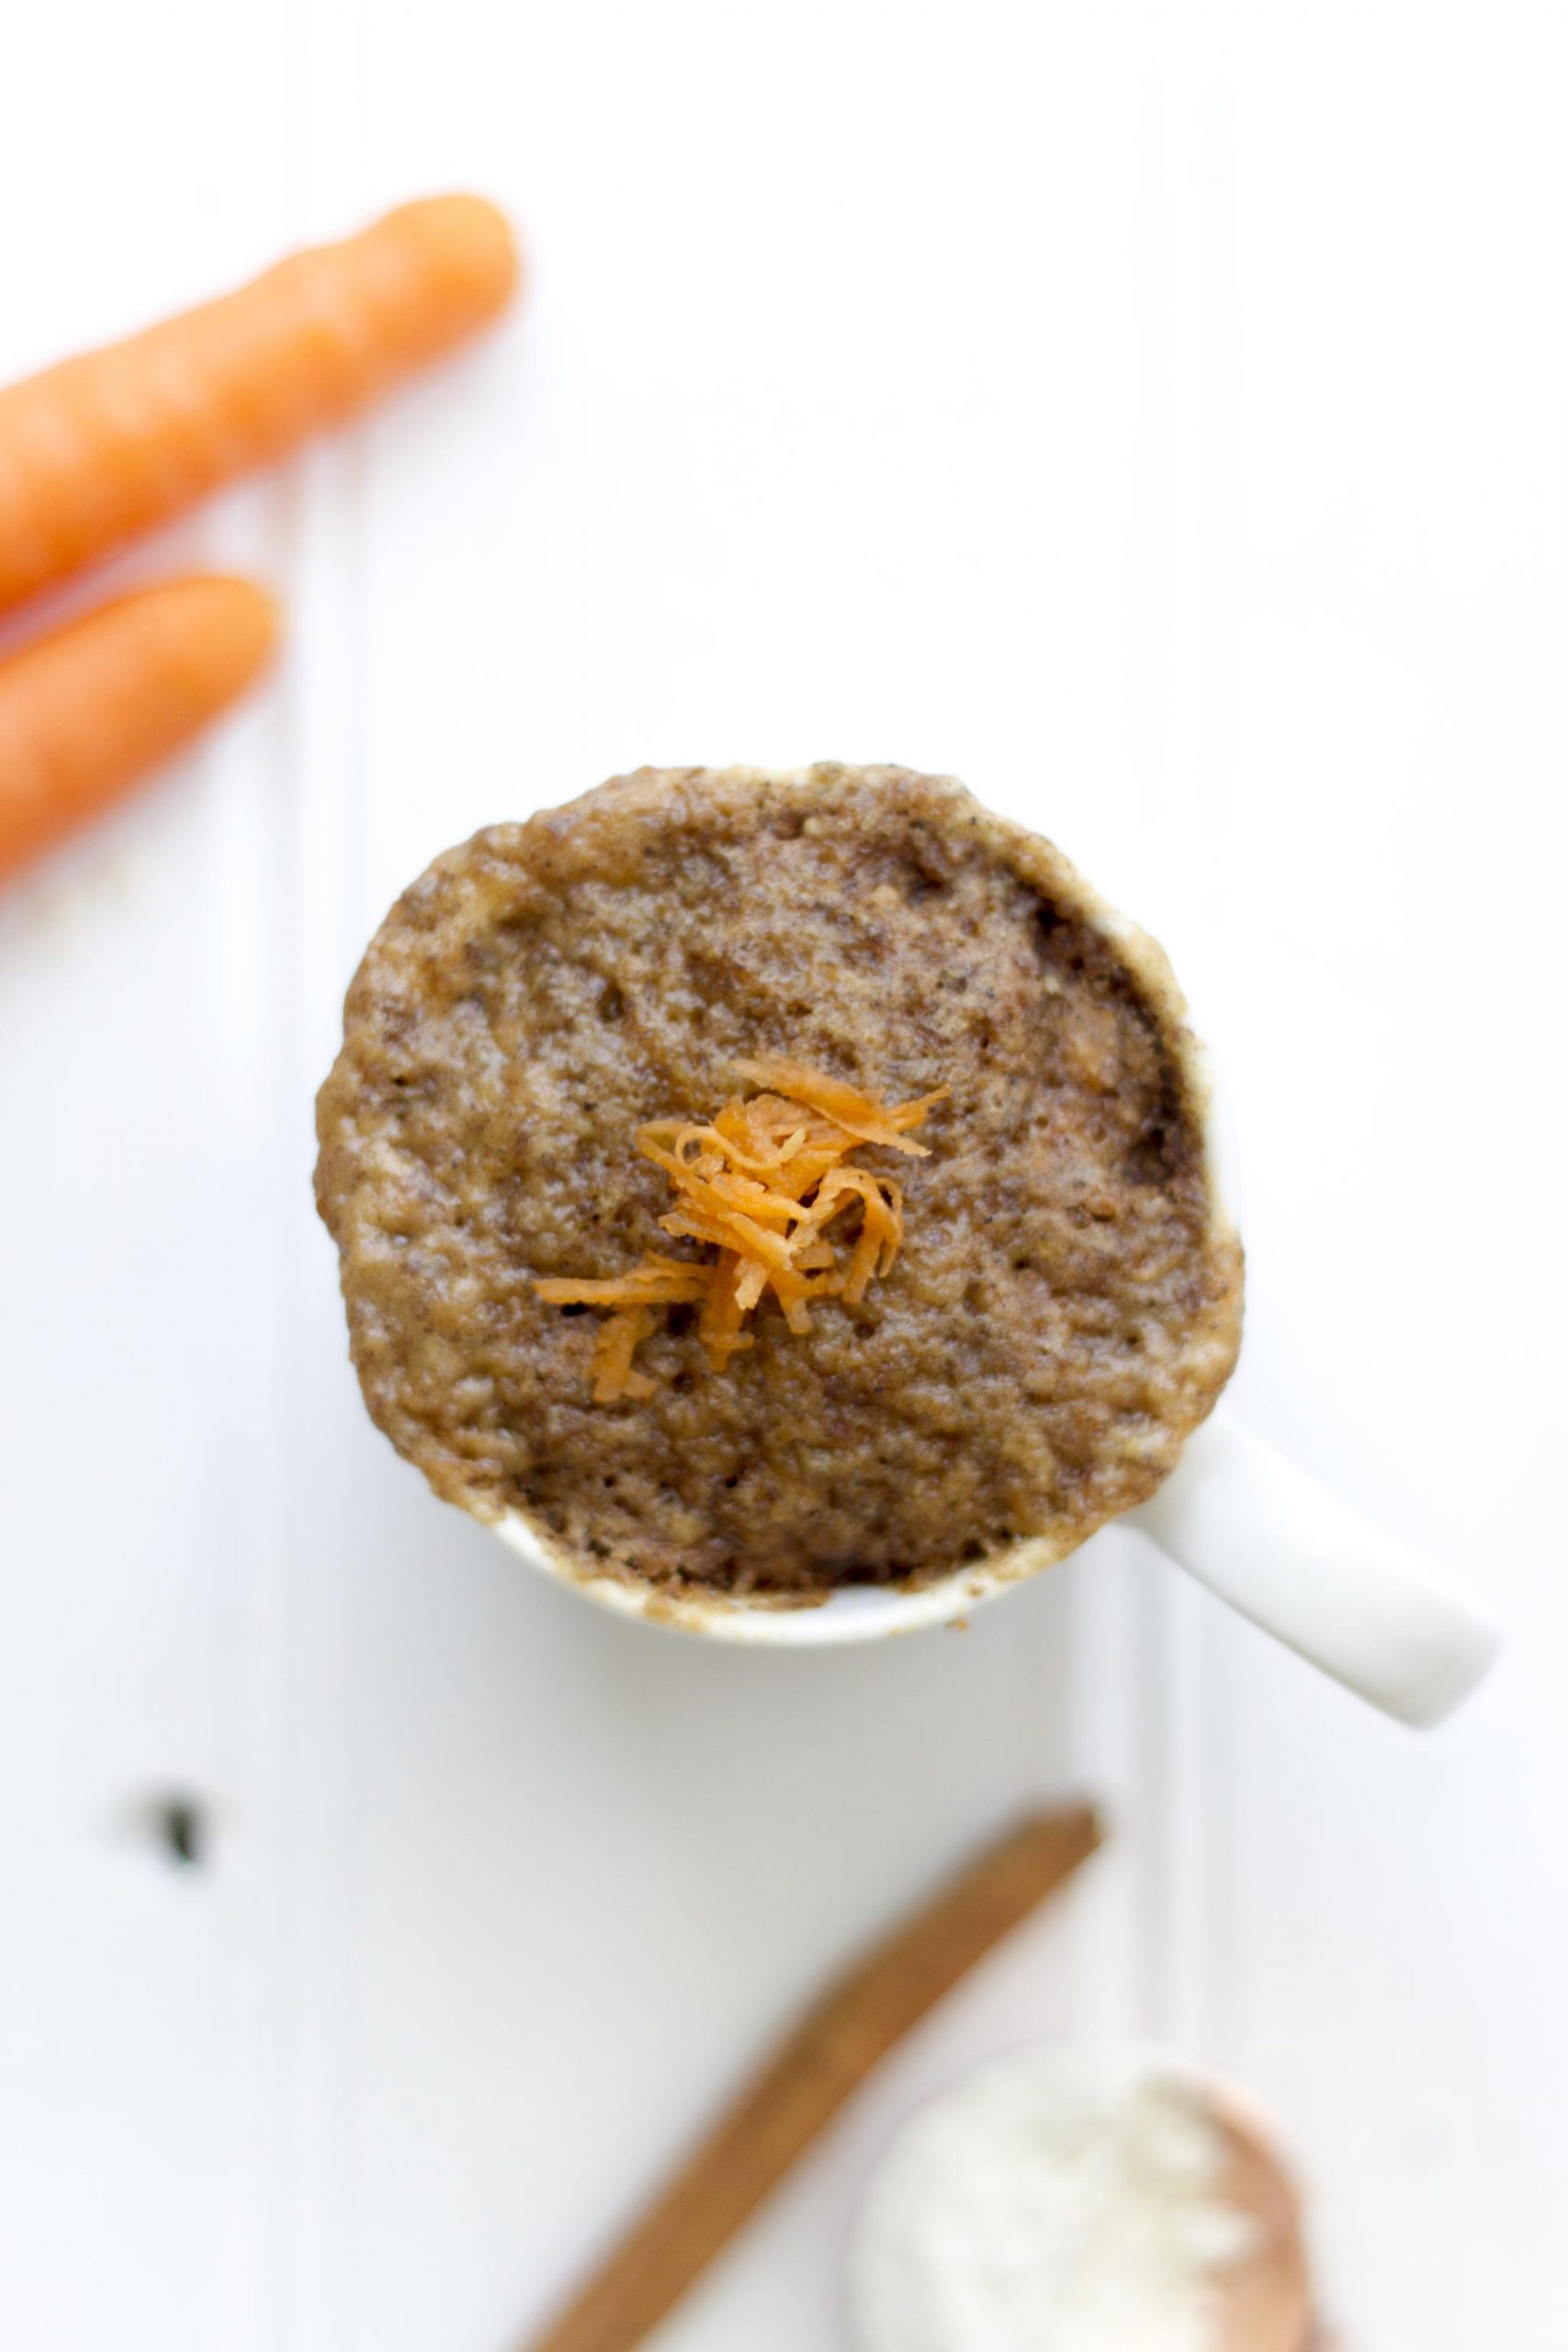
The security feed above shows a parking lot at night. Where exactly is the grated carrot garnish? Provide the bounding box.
[591,1305,659,1404]
[532,1060,948,1401]
[730,1056,949,1154]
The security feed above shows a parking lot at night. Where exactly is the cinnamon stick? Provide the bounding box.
[523,1803,1103,2352]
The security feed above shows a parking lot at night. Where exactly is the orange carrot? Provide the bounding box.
[0,576,277,885]
[0,196,519,615]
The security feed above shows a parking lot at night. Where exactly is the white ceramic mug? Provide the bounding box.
[491,915,1499,1728]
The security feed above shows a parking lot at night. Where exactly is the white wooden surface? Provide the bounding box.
[2,6,1564,2347]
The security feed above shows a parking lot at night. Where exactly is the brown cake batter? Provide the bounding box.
[315,764,1242,1598]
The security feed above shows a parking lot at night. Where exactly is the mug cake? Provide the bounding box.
[315,764,1243,1605]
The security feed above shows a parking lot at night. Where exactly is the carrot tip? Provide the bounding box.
[0,574,281,890]
[387,192,522,322]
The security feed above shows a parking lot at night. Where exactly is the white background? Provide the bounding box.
[1,5,1564,2347]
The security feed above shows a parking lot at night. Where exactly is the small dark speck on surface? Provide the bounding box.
[156,1796,207,1868]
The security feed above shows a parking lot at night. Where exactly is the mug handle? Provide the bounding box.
[1130,1412,1501,1726]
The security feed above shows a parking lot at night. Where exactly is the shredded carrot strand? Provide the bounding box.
[534,1060,946,1401]
[730,1056,950,1155]
[591,1306,658,1403]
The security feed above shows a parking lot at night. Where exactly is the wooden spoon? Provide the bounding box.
[1211,2095,1315,2352]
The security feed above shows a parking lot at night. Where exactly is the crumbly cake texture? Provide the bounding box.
[314,764,1243,1599]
